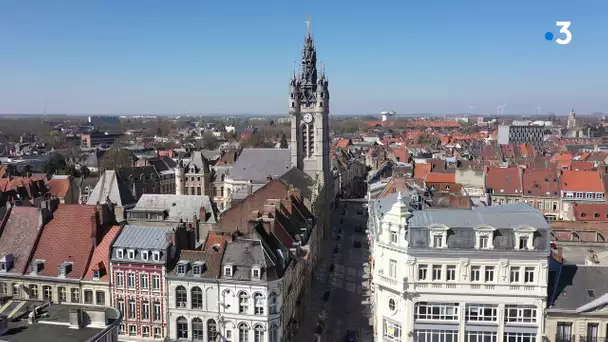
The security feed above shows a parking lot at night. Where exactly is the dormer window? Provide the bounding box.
[116,249,124,259]
[514,226,537,250]
[152,251,160,262]
[429,224,450,249]
[177,261,189,275]
[224,265,233,277]
[58,262,72,277]
[141,250,149,261]
[474,226,496,250]
[0,254,14,273]
[252,266,261,279]
[30,260,44,275]
[127,249,135,260]
[93,269,101,280]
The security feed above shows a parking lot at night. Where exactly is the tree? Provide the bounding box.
[80,165,91,179]
[280,134,288,148]
[21,164,33,177]
[269,119,275,127]
[42,152,67,176]
[100,147,135,171]
[243,133,274,148]
[201,131,220,150]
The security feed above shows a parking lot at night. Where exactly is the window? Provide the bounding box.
[485,266,495,282]
[239,323,249,342]
[71,288,79,303]
[390,231,398,243]
[556,322,572,341]
[191,287,203,309]
[177,316,188,339]
[415,302,460,321]
[254,293,265,315]
[254,325,265,342]
[192,318,204,340]
[384,319,402,340]
[152,251,160,262]
[503,332,536,342]
[128,300,136,319]
[433,234,444,248]
[116,272,124,287]
[239,291,249,313]
[127,272,135,288]
[116,249,124,259]
[388,298,396,311]
[141,250,149,260]
[43,285,52,300]
[129,324,137,336]
[447,266,456,281]
[142,326,150,337]
[154,327,162,338]
[93,269,101,280]
[432,265,442,281]
[224,266,233,277]
[471,266,481,282]
[177,263,187,274]
[504,305,537,323]
[518,236,529,250]
[118,300,125,316]
[418,265,428,280]
[268,292,278,314]
[141,273,149,289]
[510,267,520,283]
[479,235,490,249]
[176,286,187,308]
[252,267,260,279]
[27,284,38,299]
[207,319,218,342]
[119,324,125,335]
[153,301,161,321]
[465,304,498,322]
[524,267,535,283]
[193,265,202,275]
[152,274,161,290]
[269,325,279,342]
[415,329,459,342]
[84,290,93,304]
[142,301,150,320]
[466,331,497,342]
[58,287,67,302]
[389,259,397,278]
[127,249,135,259]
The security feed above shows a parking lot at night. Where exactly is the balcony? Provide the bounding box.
[374,274,403,290]
[412,282,540,294]
[555,335,575,342]
[578,337,608,342]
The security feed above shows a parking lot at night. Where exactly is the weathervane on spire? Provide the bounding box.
[305,15,311,37]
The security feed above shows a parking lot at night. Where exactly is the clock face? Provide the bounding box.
[302,113,313,123]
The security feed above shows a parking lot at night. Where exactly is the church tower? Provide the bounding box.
[289,19,331,183]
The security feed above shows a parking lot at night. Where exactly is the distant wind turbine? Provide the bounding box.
[496,105,507,115]
[536,104,542,115]
[468,105,476,116]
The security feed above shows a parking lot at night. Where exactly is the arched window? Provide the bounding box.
[177,316,188,339]
[192,318,203,340]
[176,286,187,308]
[254,293,264,315]
[239,323,249,342]
[191,287,203,309]
[207,319,217,342]
[269,325,279,342]
[254,325,265,342]
[268,292,278,314]
[238,291,249,314]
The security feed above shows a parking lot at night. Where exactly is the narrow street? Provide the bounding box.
[295,201,373,342]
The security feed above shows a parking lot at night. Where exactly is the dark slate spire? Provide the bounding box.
[299,17,318,106]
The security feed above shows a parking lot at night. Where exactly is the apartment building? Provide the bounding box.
[368,192,551,342]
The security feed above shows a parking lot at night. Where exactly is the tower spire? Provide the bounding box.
[305,15,311,38]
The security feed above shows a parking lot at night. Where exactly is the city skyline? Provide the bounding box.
[1,0,607,115]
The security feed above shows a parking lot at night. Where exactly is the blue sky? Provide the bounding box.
[0,0,607,115]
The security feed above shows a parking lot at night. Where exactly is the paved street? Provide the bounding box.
[295,201,373,342]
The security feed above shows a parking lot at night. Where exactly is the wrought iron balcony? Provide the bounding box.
[555,335,575,342]
[578,337,607,342]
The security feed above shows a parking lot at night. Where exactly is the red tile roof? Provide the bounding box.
[561,170,604,193]
[47,178,70,198]
[521,169,560,197]
[204,231,230,253]
[425,173,456,184]
[413,163,432,180]
[84,225,122,281]
[570,161,595,171]
[572,203,608,221]
[485,167,522,195]
[335,138,351,148]
[30,204,98,279]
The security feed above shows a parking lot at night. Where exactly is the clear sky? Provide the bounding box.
[0,0,607,116]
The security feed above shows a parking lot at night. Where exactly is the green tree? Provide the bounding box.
[201,131,220,150]
[42,152,67,176]
[100,147,135,171]
[280,134,288,148]
[243,132,274,148]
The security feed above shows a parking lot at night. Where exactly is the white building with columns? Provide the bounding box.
[368,192,551,342]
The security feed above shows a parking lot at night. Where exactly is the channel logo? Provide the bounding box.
[545,21,572,45]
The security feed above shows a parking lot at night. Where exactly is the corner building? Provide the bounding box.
[368,193,550,342]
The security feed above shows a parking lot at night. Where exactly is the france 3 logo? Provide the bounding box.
[545,21,572,45]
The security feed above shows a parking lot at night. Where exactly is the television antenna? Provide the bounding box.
[536,104,542,116]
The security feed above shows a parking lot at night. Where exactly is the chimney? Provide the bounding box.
[199,207,207,222]
[166,229,176,247]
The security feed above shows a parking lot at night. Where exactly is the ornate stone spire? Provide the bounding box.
[299,16,318,106]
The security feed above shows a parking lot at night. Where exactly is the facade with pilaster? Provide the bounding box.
[368,192,550,342]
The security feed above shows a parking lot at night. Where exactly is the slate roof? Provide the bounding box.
[167,249,223,279]
[30,205,98,278]
[550,265,608,311]
[279,167,314,202]
[221,239,266,281]
[0,206,41,274]
[111,224,173,263]
[132,194,216,222]
[230,148,291,183]
[86,170,136,207]
[185,151,210,174]
[83,225,121,281]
